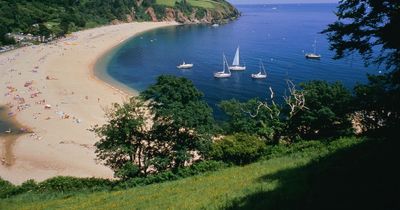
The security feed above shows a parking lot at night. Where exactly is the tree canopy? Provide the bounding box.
[141,75,215,168]
[93,76,216,179]
[323,0,400,82]
[323,0,400,135]
[289,81,354,139]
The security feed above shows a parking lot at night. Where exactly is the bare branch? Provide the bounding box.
[283,80,308,118]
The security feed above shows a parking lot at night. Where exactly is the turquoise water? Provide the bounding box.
[100,4,377,115]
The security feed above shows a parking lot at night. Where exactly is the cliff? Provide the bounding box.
[146,0,240,24]
[0,0,239,46]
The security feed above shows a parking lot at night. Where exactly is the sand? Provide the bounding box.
[0,21,178,184]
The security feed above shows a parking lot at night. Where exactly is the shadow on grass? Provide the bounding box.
[224,138,400,210]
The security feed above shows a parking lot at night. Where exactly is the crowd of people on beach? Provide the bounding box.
[0,38,89,143]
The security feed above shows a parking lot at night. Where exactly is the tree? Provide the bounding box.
[221,82,307,144]
[322,0,400,82]
[91,97,152,179]
[323,0,400,135]
[353,75,400,135]
[219,98,286,143]
[141,75,214,169]
[289,81,354,139]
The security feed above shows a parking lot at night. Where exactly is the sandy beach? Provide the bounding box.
[0,21,177,184]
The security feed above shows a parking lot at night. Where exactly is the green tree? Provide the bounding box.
[322,0,400,81]
[91,97,152,179]
[353,75,400,135]
[219,98,286,143]
[141,75,214,169]
[290,81,353,139]
[323,0,400,135]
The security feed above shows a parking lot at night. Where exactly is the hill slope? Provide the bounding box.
[0,0,239,45]
[3,137,397,210]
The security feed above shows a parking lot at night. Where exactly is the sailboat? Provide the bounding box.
[177,61,193,69]
[251,60,267,79]
[305,40,321,59]
[229,47,246,71]
[214,54,231,78]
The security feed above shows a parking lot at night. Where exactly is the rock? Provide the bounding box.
[164,8,176,21]
[145,7,158,22]
[111,19,122,25]
[126,14,133,23]
[176,11,190,23]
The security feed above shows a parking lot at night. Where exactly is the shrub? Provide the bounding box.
[0,178,18,198]
[115,162,141,180]
[36,176,113,193]
[211,133,266,165]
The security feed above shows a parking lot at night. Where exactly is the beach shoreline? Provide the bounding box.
[0,21,178,184]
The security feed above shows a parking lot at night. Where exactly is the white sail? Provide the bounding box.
[229,46,246,71]
[232,47,240,66]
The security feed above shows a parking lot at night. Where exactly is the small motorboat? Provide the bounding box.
[177,61,194,69]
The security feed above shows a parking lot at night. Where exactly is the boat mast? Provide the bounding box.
[313,40,317,54]
[225,55,230,73]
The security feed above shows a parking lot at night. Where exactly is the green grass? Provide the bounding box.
[155,0,176,7]
[156,0,218,9]
[1,137,375,210]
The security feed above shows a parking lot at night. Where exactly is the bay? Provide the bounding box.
[98,3,378,116]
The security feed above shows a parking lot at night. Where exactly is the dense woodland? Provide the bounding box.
[0,0,399,209]
[0,0,238,46]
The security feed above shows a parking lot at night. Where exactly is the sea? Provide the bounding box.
[96,3,379,117]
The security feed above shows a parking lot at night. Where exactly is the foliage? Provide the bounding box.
[219,98,286,143]
[323,0,400,137]
[353,74,400,136]
[211,133,266,165]
[115,160,227,189]
[322,0,400,82]
[0,178,16,198]
[93,76,215,178]
[289,80,354,139]
[219,99,263,134]
[0,0,238,46]
[0,137,366,209]
[0,160,226,199]
[91,97,152,179]
[141,75,215,169]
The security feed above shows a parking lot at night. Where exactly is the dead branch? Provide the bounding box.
[283,80,308,118]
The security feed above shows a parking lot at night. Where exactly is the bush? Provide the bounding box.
[211,133,266,165]
[115,162,140,180]
[116,160,227,189]
[0,178,18,198]
[36,176,113,193]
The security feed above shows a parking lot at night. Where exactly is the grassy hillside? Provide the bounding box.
[157,0,224,9]
[3,137,397,210]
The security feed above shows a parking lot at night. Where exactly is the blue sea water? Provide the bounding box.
[99,3,378,116]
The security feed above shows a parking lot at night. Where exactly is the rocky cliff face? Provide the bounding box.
[160,5,239,24]
[116,1,240,25]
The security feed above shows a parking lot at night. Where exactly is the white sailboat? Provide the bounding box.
[214,54,231,78]
[251,60,267,79]
[305,40,321,59]
[229,47,246,71]
[177,61,194,69]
